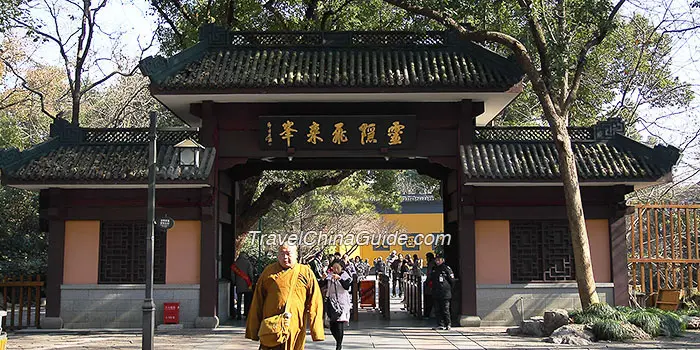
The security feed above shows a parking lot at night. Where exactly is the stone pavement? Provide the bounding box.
[7,326,700,349]
[6,298,700,349]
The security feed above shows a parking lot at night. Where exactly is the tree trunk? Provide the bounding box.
[71,90,80,125]
[551,118,599,309]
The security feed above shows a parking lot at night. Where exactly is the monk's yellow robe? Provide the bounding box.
[245,262,325,350]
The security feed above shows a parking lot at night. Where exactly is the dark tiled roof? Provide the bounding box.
[140,25,524,92]
[462,120,680,182]
[8,144,215,182]
[461,142,668,181]
[1,119,213,184]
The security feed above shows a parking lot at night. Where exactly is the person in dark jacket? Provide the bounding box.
[375,258,386,276]
[390,254,402,297]
[429,254,455,330]
[309,251,325,282]
[231,252,255,320]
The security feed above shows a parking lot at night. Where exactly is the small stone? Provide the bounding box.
[506,327,521,336]
[686,316,700,330]
[521,319,545,337]
[544,309,570,336]
[622,323,652,340]
[545,324,595,345]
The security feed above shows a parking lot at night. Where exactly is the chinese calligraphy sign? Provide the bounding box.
[260,116,416,150]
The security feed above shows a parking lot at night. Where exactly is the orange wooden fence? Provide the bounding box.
[629,204,700,301]
[1,275,44,331]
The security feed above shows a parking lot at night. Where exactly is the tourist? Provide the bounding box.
[309,251,325,283]
[424,252,436,318]
[390,254,402,297]
[342,254,357,279]
[399,258,410,299]
[412,258,424,276]
[354,256,365,279]
[245,243,325,349]
[322,259,352,350]
[430,254,455,330]
[375,257,386,276]
[231,251,254,320]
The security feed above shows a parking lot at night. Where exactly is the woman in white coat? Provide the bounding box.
[323,259,352,350]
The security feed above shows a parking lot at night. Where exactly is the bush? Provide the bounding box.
[590,320,635,341]
[572,303,627,325]
[627,309,662,336]
[655,310,684,337]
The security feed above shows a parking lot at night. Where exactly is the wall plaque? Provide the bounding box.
[259,115,416,150]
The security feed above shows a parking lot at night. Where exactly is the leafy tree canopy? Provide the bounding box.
[152,0,437,54]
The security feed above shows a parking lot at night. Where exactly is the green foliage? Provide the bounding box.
[644,308,685,337]
[586,303,627,321]
[572,304,687,338]
[153,0,437,54]
[0,186,46,277]
[627,309,662,336]
[590,320,635,341]
[572,303,628,325]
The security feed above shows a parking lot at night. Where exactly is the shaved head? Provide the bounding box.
[277,243,298,268]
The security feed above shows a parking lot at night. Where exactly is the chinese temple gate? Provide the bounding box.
[0,25,680,328]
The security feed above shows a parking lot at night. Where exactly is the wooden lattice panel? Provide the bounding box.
[83,129,199,144]
[229,33,323,47]
[474,127,594,142]
[98,221,166,284]
[510,221,575,283]
[351,32,446,46]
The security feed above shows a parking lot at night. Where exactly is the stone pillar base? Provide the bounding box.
[459,315,481,327]
[195,316,219,328]
[41,317,64,329]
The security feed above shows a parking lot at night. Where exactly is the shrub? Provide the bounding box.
[627,309,662,336]
[658,311,684,337]
[590,320,634,341]
[615,306,634,316]
[572,303,627,324]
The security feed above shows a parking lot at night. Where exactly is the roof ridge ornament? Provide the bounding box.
[50,118,84,144]
[593,118,625,141]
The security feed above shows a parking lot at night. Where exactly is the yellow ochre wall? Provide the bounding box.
[475,219,612,284]
[62,220,201,284]
[165,220,201,284]
[63,221,101,284]
[358,213,443,262]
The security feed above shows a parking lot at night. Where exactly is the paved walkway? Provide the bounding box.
[5,298,700,349]
[7,326,700,349]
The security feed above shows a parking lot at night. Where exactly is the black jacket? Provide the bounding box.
[430,263,455,299]
[375,260,386,274]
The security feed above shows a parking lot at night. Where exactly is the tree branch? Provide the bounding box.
[383,0,562,125]
[561,0,626,116]
[80,65,139,94]
[2,60,57,120]
[152,0,185,42]
[238,171,355,233]
[167,0,197,27]
[517,0,552,90]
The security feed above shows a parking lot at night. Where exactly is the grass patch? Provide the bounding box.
[654,309,685,337]
[627,309,662,336]
[572,303,626,325]
[590,320,635,341]
[571,304,687,338]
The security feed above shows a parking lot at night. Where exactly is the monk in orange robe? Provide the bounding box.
[245,243,325,349]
